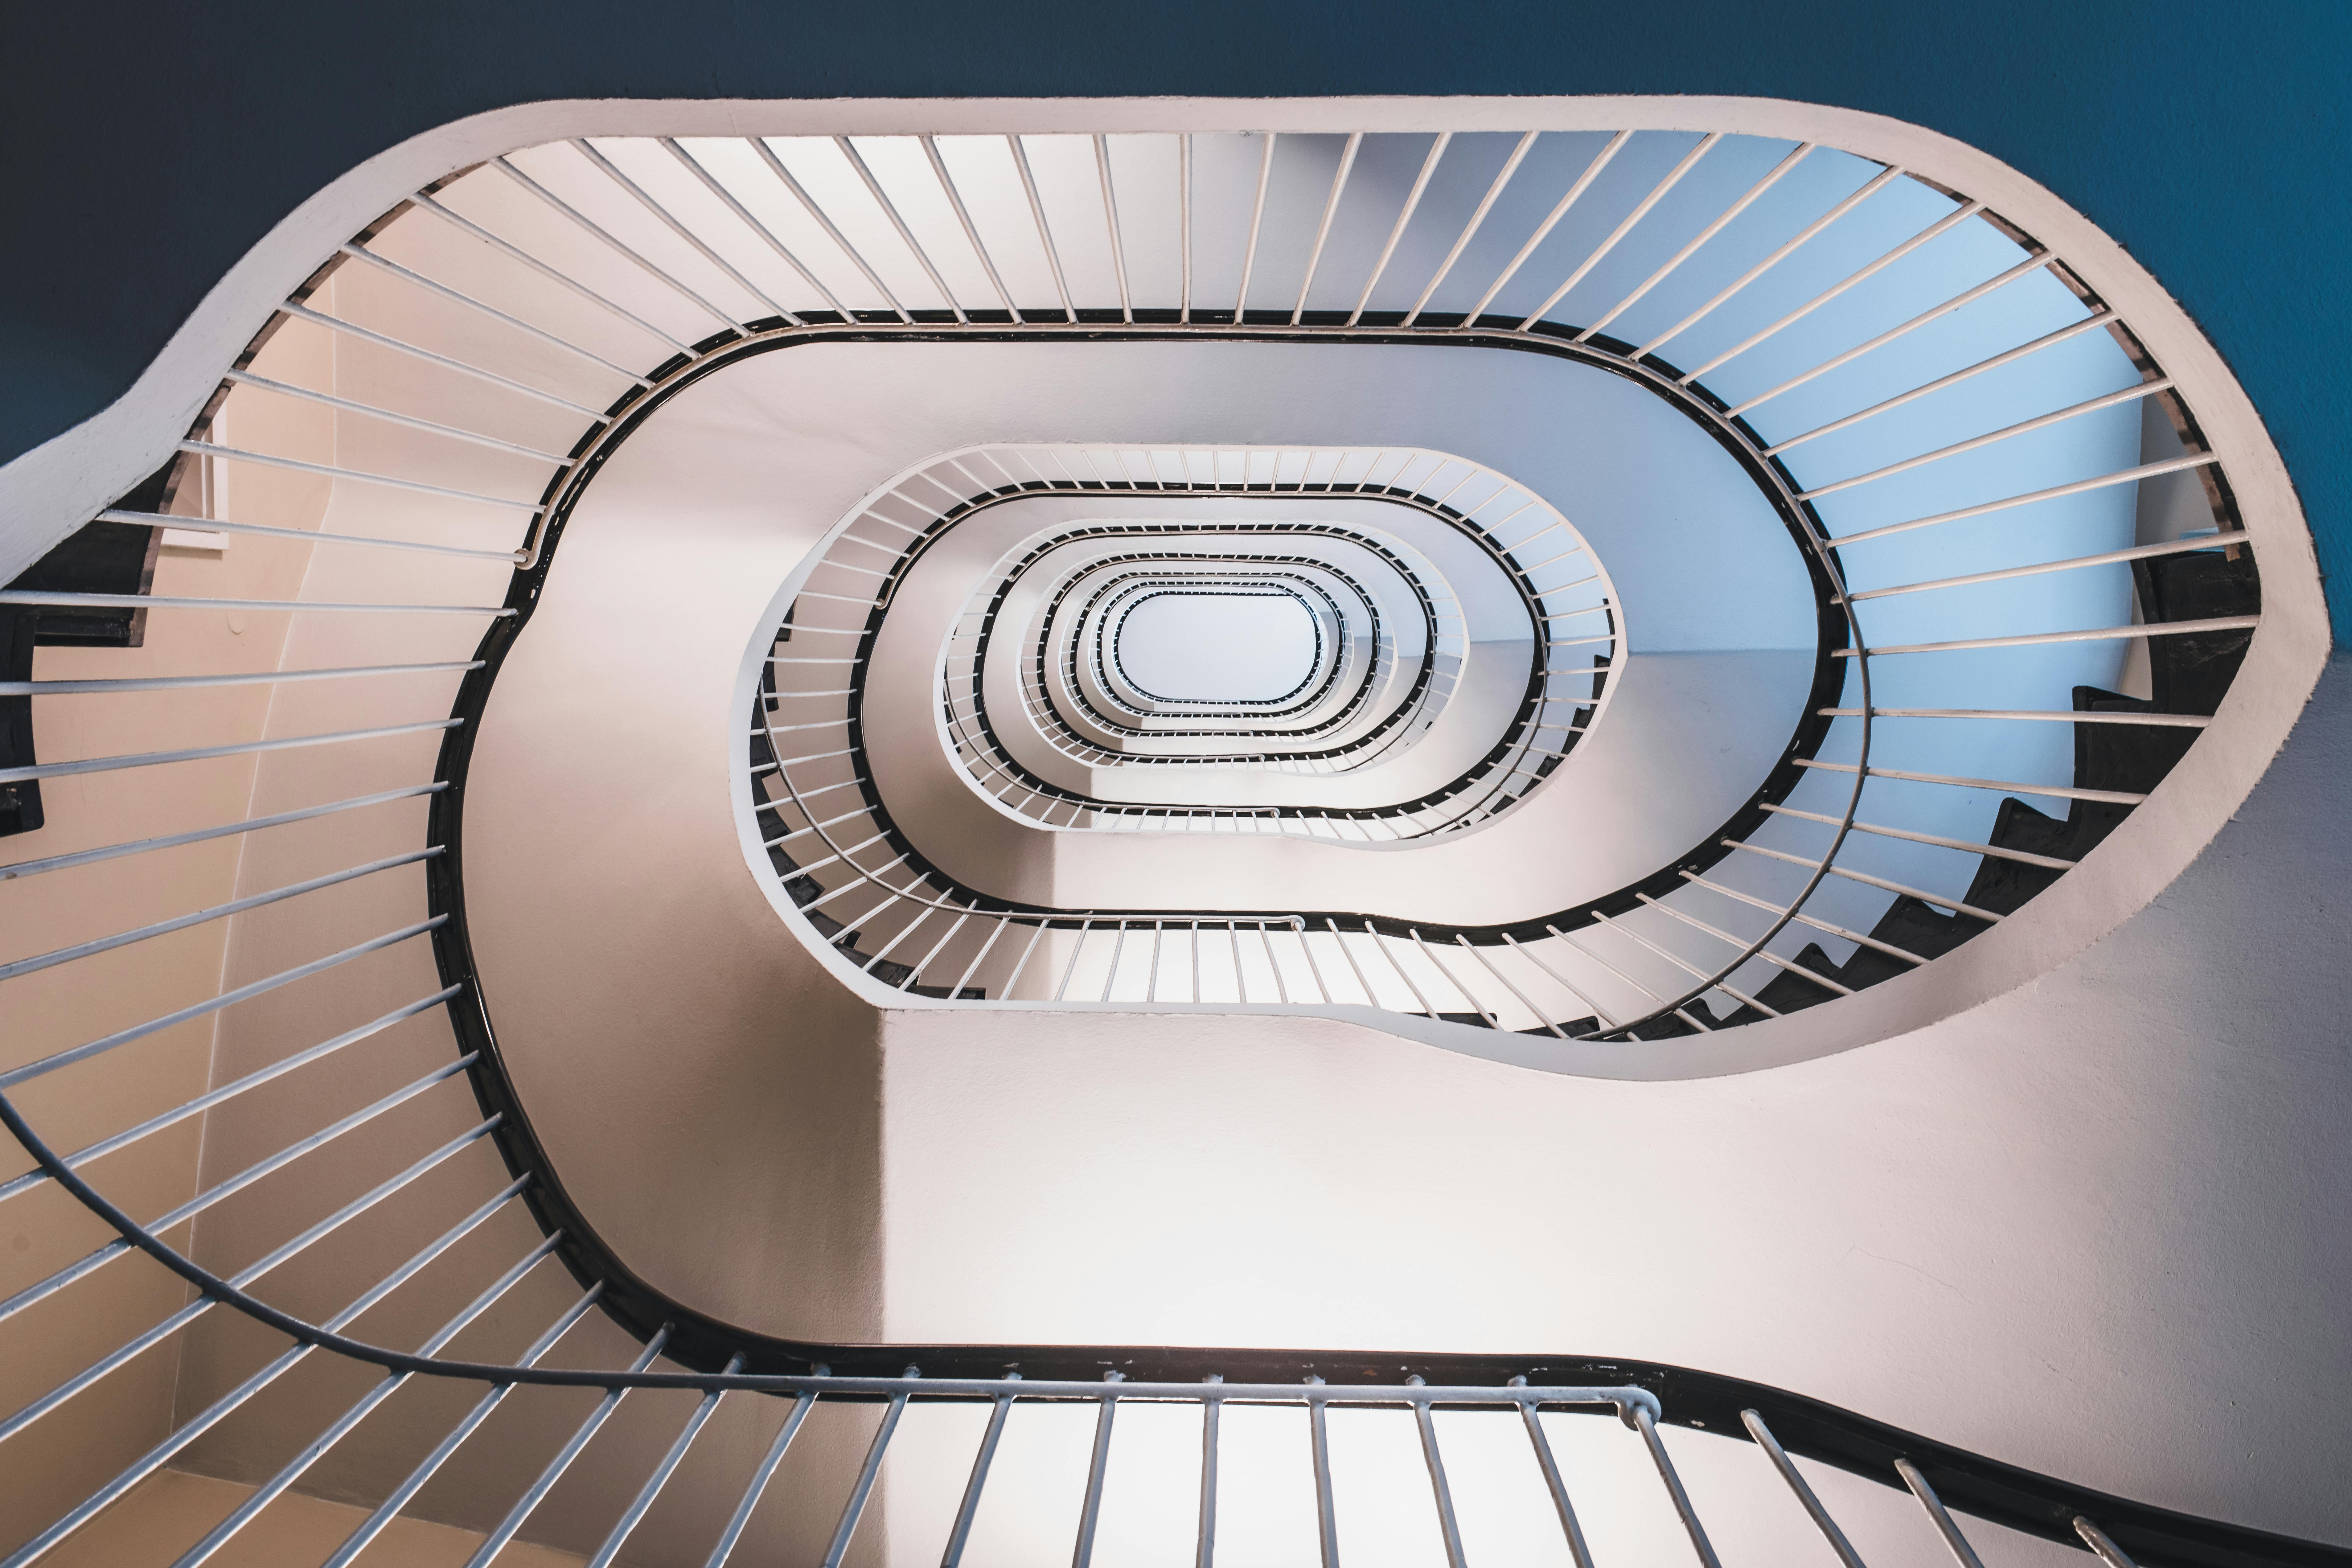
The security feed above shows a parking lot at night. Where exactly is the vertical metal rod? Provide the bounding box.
[1635,162,1905,359]
[1101,922,1130,1002]
[462,1328,677,1568]
[1071,1373,1125,1568]
[834,134,969,322]
[1001,920,1051,999]
[731,151,906,313]
[1404,129,1538,326]
[1740,1410,1867,1568]
[1636,1406,1724,1568]
[704,1387,820,1568]
[1258,922,1291,1003]
[1147,921,1166,1003]
[319,1287,608,1568]
[1414,930,1500,1027]
[1348,132,1452,326]
[1307,1380,1341,1568]
[821,1377,914,1568]
[1372,923,1441,1018]
[1579,141,1815,342]
[1008,135,1077,322]
[1463,129,1631,323]
[1094,134,1134,323]
[1521,130,1723,332]
[950,916,1012,999]
[1328,918,1378,1005]
[1508,930,1618,1028]
[568,139,783,320]
[1229,923,1249,1003]
[1196,1378,1222,1568]
[1054,920,1094,1001]
[1546,922,1707,1033]
[1292,132,1364,324]
[1190,922,1203,1003]
[336,244,652,387]
[1408,1381,1470,1568]
[0,1099,494,1429]
[1296,923,1335,1004]
[586,1356,747,1568]
[1234,133,1278,320]
[1459,936,1567,1039]
[1894,1458,1988,1568]
[2075,1518,2140,1568]
[161,1218,555,1568]
[904,909,975,991]
[1180,134,1194,323]
[1677,198,1989,385]
[482,157,735,331]
[659,138,840,320]
[1513,1389,1596,1568]
[922,136,1018,317]
[941,1381,1020,1568]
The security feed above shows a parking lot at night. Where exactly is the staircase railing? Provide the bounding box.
[0,113,2305,1564]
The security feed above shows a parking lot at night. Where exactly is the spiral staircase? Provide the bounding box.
[0,99,2338,1567]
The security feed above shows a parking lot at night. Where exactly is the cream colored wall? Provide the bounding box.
[88,187,892,1567]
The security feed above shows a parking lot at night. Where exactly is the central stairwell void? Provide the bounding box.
[0,98,2334,1568]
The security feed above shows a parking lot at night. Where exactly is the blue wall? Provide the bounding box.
[3,0,2344,627]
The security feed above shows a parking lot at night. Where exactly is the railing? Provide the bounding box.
[774,444,1611,851]
[6,1084,2348,1566]
[0,114,2297,1562]
[4,1081,2352,1568]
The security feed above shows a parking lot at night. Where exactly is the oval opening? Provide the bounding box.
[1114,589,1320,704]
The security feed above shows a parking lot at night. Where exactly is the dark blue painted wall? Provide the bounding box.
[3,0,2345,625]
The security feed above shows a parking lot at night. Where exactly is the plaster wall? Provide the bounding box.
[0,302,336,1554]
[874,656,2352,1554]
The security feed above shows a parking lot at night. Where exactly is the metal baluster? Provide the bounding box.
[1258,922,1291,1003]
[462,1327,679,1568]
[1234,133,1277,321]
[1101,921,1130,1002]
[1072,1372,1125,1568]
[1327,918,1379,1006]
[1894,1458,1988,1568]
[1740,1410,1866,1568]
[1054,920,1095,1001]
[1634,1405,1724,1568]
[1407,1378,1470,1568]
[820,1369,917,1568]
[1295,920,1335,1003]
[1456,936,1568,1039]
[1369,922,1440,1018]
[167,1225,564,1568]
[941,1376,1020,1568]
[585,1355,748,1568]
[1413,929,1500,1028]
[2075,1518,2141,1568]
[1509,1381,1595,1568]
[1347,133,1452,327]
[705,1380,822,1568]
[1197,1376,1222,1568]
[320,1287,610,1568]
[1307,1378,1341,1568]
[1292,133,1363,324]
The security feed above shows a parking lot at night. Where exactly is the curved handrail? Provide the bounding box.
[4,1083,2341,1568]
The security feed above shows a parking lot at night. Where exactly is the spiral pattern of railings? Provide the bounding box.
[0,108,2319,1567]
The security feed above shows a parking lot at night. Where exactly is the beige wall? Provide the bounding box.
[43,1468,585,1568]
[0,286,337,1557]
